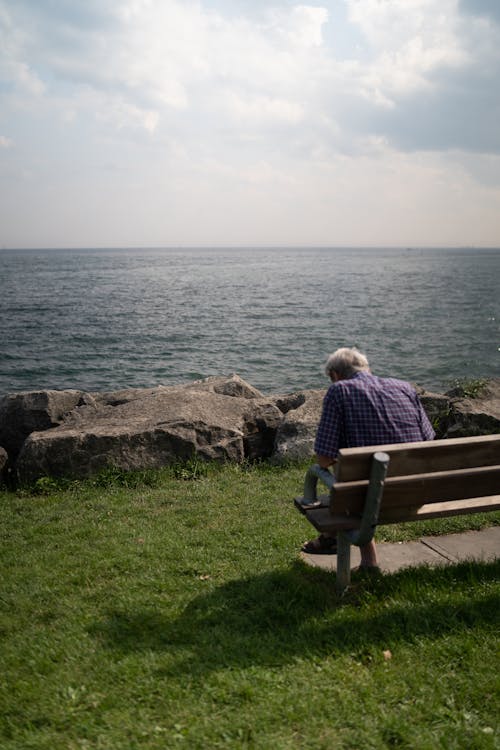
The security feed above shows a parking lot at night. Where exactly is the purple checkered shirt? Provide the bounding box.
[314,371,435,458]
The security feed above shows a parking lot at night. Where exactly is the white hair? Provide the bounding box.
[324,347,370,379]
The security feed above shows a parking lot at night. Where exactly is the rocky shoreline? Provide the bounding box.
[1,374,499,487]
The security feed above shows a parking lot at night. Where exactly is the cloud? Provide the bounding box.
[0,0,499,247]
[2,0,498,152]
[96,98,160,133]
[0,4,45,95]
[0,1,329,134]
[0,134,13,148]
[326,0,500,158]
[267,5,329,47]
[347,0,469,88]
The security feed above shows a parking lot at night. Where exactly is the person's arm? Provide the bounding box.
[314,387,342,462]
[316,454,336,469]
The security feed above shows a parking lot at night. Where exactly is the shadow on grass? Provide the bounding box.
[89,558,500,676]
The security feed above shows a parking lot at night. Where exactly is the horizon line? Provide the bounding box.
[1,244,499,252]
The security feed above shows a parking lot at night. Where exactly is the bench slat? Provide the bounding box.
[379,496,500,523]
[330,465,500,514]
[304,508,363,533]
[336,435,500,482]
[304,496,500,534]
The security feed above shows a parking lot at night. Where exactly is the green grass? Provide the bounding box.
[1,460,499,749]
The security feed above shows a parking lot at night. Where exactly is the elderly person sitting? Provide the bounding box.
[302,347,435,570]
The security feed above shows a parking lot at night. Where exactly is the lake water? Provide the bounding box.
[0,246,498,397]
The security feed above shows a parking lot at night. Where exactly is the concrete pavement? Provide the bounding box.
[301,525,500,574]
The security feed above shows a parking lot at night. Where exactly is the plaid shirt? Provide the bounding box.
[314,371,435,458]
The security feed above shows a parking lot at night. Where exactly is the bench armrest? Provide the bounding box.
[302,463,336,502]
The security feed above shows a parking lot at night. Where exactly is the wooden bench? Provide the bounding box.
[294,434,500,594]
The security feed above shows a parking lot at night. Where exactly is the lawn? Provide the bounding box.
[1,460,499,749]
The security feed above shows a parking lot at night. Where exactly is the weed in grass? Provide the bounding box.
[170,454,212,481]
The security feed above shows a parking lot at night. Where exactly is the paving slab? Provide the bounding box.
[300,526,500,575]
[376,540,444,574]
[421,526,500,563]
[301,541,441,574]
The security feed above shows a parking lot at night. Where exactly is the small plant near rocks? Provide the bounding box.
[32,475,64,495]
[447,378,488,399]
[171,454,210,481]
[431,406,453,439]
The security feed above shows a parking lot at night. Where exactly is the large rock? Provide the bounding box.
[271,389,325,462]
[411,380,500,438]
[15,377,282,484]
[444,378,500,437]
[413,387,452,439]
[0,390,85,461]
[185,373,265,400]
[91,374,264,408]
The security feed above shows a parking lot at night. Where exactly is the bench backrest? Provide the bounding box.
[335,434,500,481]
[330,434,500,521]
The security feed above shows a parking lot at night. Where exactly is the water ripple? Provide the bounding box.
[0,247,499,396]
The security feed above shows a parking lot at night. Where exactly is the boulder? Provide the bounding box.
[0,390,85,462]
[413,387,452,439]
[412,379,500,438]
[92,374,265,408]
[268,391,311,414]
[15,378,282,484]
[271,389,325,463]
[444,378,500,437]
[185,373,265,400]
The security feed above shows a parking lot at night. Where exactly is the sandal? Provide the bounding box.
[301,535,338,555]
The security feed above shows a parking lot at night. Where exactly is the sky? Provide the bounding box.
[1,0,499,249]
